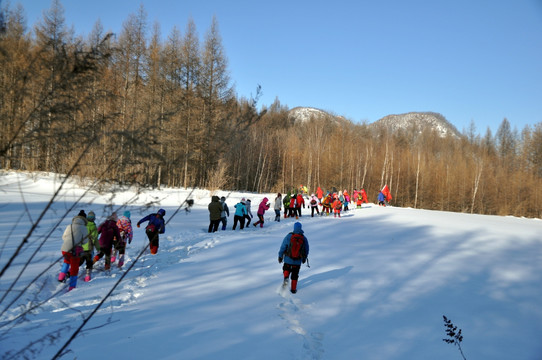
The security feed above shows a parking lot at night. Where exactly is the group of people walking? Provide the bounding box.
[60,184,382,294]
[58,208,166,291]
[207,196,272,232]
[207,185,373,232]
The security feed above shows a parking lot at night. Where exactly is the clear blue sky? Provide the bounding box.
[16,0,542,135]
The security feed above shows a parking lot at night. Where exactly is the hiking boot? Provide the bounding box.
[291,279,298,293]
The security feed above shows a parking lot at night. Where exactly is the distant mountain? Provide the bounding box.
[287,107,344,124]
[287,108,461,139]
[370,112,461,138]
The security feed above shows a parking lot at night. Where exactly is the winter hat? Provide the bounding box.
[158,209,166,217]
[123,210,131,219]
[221,196,226,201]
[87,211,96,221]
[293,222,303,234]
[78,210,87,218]
[241,197,246,204]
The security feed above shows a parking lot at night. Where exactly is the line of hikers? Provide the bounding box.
[58,209,166,291]
[207,186,373,233]
[281,187,370,219]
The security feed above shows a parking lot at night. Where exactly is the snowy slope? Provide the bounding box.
[0,172,541,360]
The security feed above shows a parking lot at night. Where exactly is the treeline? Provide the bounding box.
[1,1,541,218]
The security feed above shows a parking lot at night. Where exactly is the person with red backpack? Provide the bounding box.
[59,210,89,291]
[288,194,297,218]
[278,222,309,294]
[332,195,343,218]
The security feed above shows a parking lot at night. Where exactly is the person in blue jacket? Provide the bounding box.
[137,209,166,254]
[377,191,386,206]
[232,198,247,230]
[278,222,309,294]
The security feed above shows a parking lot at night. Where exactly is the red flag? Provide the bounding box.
[382,185,392,202]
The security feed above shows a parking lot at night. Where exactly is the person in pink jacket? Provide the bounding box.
[253,197,270,228]
[113,211,133,268]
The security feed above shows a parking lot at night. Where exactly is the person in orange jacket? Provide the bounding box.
[321,193,332,216]
[332,195,342,218]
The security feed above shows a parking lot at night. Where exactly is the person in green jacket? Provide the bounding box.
[282,192,291,219]
[208,196,223,233]
[80,211,100,282]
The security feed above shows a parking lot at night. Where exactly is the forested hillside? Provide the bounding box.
[1,1,541,217]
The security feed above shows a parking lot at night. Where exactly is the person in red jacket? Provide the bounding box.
[253,197,270,228]
[295,193,305,219]
[356,192,363,208]
[288,195,296,218]
[361,188,368,204]
[316,186,324,202]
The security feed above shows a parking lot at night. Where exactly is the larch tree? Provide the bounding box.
[180,18,201,187]
[198,16,233,187]
[0,3,31,169]
[33,0,71,171]
[114,4,148,182]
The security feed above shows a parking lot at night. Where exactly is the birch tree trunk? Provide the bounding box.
[414,150,421,209]
[471,158,483,214]
[380,141,389,189]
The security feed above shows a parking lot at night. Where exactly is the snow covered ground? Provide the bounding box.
[0,171,541,360]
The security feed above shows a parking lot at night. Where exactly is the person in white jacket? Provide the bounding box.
[244,199,254,227]
[59,210,89,291]
[274,193,282,222]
